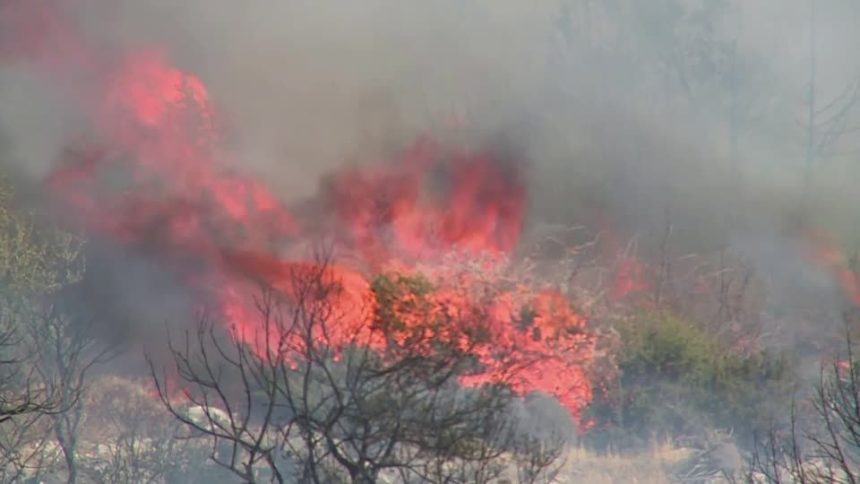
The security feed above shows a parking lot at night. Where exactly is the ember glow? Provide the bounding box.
[802,230,860,307]
[35,17,595,422]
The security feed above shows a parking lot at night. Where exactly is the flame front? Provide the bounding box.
[19,3,595,425]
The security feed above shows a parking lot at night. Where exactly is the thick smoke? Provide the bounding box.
[2,0,860,409]
[0,0,555,197]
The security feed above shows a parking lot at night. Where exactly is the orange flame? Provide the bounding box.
[16,7,595,425]
[802,230,860,306]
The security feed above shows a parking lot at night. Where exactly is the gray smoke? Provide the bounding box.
[2,0,860,369]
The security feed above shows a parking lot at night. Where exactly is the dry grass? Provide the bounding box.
[549,443,699,484]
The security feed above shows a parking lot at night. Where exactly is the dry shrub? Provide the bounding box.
[78,375,215,484]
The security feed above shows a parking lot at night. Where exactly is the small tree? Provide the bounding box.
[30,306,118,484]
[747,331,860,483]
[149,253,567,483]
[0,310,60,482]
[76,376,220,484]
[0,179,87,481]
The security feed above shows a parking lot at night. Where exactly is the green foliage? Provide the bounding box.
[0,182,84,299]
[585,311,794,450]
[0,178,88,481]
[370,272,434,333]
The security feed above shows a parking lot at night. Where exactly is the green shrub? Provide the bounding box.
[0,181,84,297]
[584,312,794,450]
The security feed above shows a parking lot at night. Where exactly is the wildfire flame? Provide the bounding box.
[802,230,860,307]
[10,3,595,424]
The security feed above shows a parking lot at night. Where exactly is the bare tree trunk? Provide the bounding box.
[54,402,82,484]
[805,0,817,189]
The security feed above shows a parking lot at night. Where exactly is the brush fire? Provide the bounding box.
[42,26,596,423]
[9,1,860,482]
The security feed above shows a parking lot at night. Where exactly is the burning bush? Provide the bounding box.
[36,30,599,427]
[149,254,577,483]
[0,13,606,478]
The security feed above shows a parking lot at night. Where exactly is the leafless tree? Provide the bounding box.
[746,331,860,483]
[74,376,218,484]
[0,322,51,424]
[0,302,67,482]
[149,252,565,483]
[27,305,118,484]
[511,431,566,484]
[799,0,860,189]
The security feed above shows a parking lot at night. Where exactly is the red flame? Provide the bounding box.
[592,216,650,301]
[611,256,648,300]
[802,230,860,306]
[11,5,595,424]
[324,140,525,268]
